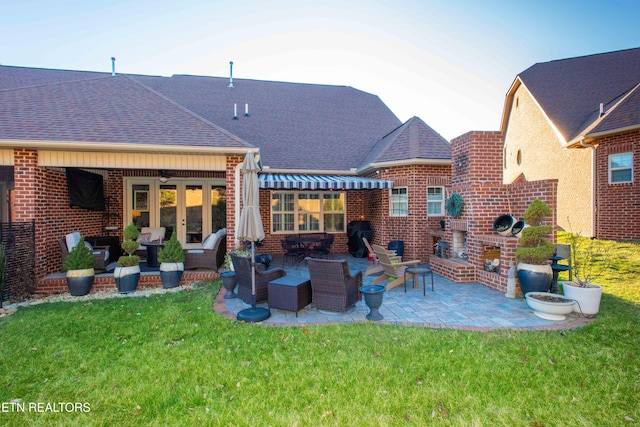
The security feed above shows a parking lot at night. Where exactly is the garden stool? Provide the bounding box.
[404,266,434,295]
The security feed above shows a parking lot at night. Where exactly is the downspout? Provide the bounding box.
[580,140,598,237]
[234,162,242,247]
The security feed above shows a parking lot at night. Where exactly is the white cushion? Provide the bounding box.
[140,227,165,242]
[202,233,218,250]
[65,232,81,251]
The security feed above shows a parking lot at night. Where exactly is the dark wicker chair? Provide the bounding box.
[309,234,334,259]
[184,234,226,271]
[231,253,286,304]
[306,257,362,312]
[58,235,109,272]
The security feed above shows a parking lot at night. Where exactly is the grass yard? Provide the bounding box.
[0,233,638,426]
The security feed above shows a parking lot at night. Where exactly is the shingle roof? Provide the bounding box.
[360,116,451,167]
[516,47,640,142]
[588,83,640,136]
[133,74,402,171]
[0,65,451,171]
[0,74,250,148]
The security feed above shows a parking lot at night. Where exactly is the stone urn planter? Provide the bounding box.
[525,292,575,321]
[220,271,237,299]
[360,285,386,321]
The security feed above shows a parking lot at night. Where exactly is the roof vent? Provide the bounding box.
[599,103,604,117]
[111,57,116,76]
[233,103,238,120]
[229,61,234,88]
[244,103,249,117]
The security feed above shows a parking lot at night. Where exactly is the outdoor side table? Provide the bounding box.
[268,276,312,316]
[141,241,165,268]
[404,266,434,295]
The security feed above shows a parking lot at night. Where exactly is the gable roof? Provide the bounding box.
[131,74,403,171]
[501,48,640,143]
[583,83,640,140]
[359,116,451,171]
[0,65,453,172]
[0,74,251,151]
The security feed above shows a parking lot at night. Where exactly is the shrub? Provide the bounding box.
[515,199,555,264]
[118,223,141,267]
[63,237,95,270]
[158,231,184,263]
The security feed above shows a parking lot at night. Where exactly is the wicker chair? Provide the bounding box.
[306,257,362,312]
[58,232,109,272]
[231,253,286,304]
[362,237,401,276]
[184,231,226,271]
[371,244,420,291]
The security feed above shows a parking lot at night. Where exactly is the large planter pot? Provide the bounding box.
[220,271,237,299]
[114,265,140,294]
[562,281,603,317]
[360,285,386,321]
[66,268,95,296]
[517,263,553,295]
[493,214,517,237]
[525,292,576,321]
[510,220,528,238]
[160,262,184,289]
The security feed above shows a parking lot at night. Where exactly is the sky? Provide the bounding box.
[1,0,638,140]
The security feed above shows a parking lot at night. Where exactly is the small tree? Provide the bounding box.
[566,220,611,287]
[158,231,184,263]
[118,223,141,267]
[515,199,555,264]
[63,237,95,271]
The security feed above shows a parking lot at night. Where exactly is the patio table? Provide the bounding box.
[141,241,164,268]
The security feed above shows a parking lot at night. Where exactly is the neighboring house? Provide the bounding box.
[0,65,451,287]
[501,47,640,239]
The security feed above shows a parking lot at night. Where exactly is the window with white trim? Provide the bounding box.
[609,152,633,184]
[427,187,444,216]
[390,187,408,216]
[271,192,345,233]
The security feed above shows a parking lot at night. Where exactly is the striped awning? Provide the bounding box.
[258,174,394,190]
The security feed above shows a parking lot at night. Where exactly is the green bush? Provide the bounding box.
[515,199,555,264]
[158,231,184,263]
[118,223,141,267]
[63,237,95,271]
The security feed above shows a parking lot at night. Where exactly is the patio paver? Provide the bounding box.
[215,254,592,330]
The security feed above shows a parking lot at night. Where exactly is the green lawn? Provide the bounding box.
[0,233,638,426]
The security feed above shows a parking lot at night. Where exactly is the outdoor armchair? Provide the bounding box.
[306,257,362,312]
[230,253,286,304]
[59,231,110,272]
[371,245,420,291]
[184,229,226,271]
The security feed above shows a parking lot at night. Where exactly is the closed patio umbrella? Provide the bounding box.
[236,152,270,322]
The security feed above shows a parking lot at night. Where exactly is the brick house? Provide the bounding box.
[0,65,452,293]
[501,47,640,239]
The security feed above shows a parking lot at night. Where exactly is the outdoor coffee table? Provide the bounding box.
[404,266,434,295]
[268,276,312,316]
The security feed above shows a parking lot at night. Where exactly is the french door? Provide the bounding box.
[125,178,226,248]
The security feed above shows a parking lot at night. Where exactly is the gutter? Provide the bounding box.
[0,139,255,155]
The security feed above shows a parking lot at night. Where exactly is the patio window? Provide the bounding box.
[390,187,408,216]
[427,187,444,216]
[609,152,633,184]
[271,191,345,233]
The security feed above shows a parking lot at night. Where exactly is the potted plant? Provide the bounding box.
[114,223,141,294]
[63,237,96,296]
[157,231,184,289]
[515,199,556,295]
[561,231,609,317]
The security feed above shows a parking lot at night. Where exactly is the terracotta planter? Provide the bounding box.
[562,281,603,317]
